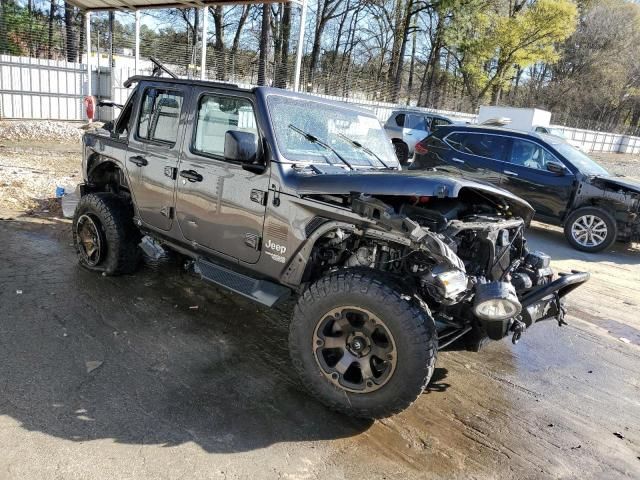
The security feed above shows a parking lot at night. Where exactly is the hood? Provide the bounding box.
[280,165,535,223]
[592,176,640,196]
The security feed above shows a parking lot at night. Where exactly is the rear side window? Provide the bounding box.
[137,88,183,144]
[394,113,405,127]
[510,138,559,170]
[193,94,257,158]
[446,132,510,161]
[431,117,452,129]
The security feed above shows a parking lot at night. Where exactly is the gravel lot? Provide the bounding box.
[0,215,638,480]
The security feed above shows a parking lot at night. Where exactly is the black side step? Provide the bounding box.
[194,259,290,307]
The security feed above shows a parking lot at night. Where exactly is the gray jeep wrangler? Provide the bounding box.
[74,69,588,418]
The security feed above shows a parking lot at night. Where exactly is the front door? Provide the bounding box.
[501,138,575,219]
[175,89,269,264]
[126,84,188,231]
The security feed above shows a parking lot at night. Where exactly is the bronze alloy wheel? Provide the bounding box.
[75,213,105,267]
[313,306,397,393]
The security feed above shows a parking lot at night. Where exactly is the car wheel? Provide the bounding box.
[289,270,437,418]
[564,206,617,253]
[393,141,409,165]
[72,193,142,275]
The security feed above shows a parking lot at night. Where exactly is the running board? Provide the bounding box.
[194,258,290,307]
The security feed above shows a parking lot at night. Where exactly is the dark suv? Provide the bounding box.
[410,126,640,252]
[73,68,587,419]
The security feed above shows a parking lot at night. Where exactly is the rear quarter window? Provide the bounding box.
[446,132,510,161]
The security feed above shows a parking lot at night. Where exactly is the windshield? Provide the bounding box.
[266,95,399,168]
[554,142,609,176]
[548,128,567,139]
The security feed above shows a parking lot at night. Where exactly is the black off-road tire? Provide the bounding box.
[72,193,141,275]
[564,206,617,253]
[393,141,410,166]
[289,270,437,418]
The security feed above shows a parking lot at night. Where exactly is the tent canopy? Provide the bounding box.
[68,0,292,12]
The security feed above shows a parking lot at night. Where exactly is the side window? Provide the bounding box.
[432,117,451,129]
[114,91,137,136]
[445,132,465,151]
[394,113,405,127]
[137,88,183,145]
[193,94,257,158]
[459,134,510,161]
[510,139,559,170]
[406,114,427,131]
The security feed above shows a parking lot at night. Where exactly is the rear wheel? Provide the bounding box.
[289,271,437,418]
[72,193,141,274]
[564,206,617,253]
[393,141,410,166]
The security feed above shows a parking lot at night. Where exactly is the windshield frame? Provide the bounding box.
[264,92,400,169]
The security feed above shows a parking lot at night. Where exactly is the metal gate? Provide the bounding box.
[0,54,87,120]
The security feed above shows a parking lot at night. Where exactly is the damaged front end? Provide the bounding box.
[308,189,589,349]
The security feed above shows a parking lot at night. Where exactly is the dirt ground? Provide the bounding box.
[0,137,639,479]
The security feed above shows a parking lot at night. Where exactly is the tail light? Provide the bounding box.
[414,140,429,155]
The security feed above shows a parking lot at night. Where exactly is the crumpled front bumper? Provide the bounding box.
[519,270,590,328]
[477,271,590,343]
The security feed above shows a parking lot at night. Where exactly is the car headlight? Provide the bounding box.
[434,269,468,300]
[473,282,522,321]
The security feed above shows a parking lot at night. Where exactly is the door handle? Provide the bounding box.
[129,155,148,167]
[180,169,203,182]
[504,170,519,177]
[452,157,465,164]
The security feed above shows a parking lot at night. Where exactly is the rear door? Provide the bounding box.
[403,114,430,149]
[501,138,575,219]
[174,88,269,264]
[126,83,188,231]
[440,132,509,186]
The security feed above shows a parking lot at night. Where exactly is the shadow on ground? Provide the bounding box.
[0,217,374,453]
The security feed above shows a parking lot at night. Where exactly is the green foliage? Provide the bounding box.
[444,0,578,104]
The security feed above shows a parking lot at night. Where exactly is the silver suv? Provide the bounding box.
[383,109,454,164]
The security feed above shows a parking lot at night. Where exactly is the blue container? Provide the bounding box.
[55,186,65,198]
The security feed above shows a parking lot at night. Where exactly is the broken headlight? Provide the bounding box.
[424,269,469,303]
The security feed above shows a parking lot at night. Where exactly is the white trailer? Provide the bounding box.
[477,106,551,131]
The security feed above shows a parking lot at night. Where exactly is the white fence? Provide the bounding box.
[551,125,640,154]
[0,55,87,120]
[1,54,639,154]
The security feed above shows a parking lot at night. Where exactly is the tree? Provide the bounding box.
[258,2,270,85]
[446,0,578,108]
[308,0,346,86]
[47,0,56,59]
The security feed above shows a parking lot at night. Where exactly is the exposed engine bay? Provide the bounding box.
[306,192,589,349]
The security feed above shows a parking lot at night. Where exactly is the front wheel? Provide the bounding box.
[564,206,617,253]
[289,271,437,418]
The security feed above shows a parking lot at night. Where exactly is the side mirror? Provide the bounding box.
[102,120,114,132]
[224,130,259,164]
[546,161,567,175]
